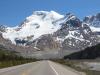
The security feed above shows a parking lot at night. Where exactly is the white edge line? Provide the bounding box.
[48,61,59,75]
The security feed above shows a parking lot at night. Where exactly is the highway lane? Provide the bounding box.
[0,60,85,75]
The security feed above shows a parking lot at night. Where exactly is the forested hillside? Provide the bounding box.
[64,44,100,59]
[0,45,37,68]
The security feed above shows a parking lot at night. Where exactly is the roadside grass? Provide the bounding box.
[52,59,100,75]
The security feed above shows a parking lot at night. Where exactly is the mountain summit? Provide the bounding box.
[0,11,99,59]
[2,11,64,44]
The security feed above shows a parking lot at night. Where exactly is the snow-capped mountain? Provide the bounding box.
[83,13,100,32]
[0,11,99,59]
[2,11,64,44]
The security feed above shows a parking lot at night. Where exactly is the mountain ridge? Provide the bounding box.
[0,11,99,59]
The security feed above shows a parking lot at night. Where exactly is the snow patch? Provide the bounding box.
[90,26,100,32]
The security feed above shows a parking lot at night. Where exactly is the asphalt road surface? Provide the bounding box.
[0,60,85,75]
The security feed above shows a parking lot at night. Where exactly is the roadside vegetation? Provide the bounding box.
[52,59,100,75]
[0,47,37,68]
[52,43,100,75]
[64,44,100,59]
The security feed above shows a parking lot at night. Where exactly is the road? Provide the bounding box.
[0,60,85,75]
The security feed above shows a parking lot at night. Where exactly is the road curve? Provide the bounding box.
[0,60,85,75]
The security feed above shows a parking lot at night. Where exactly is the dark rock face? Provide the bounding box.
[15,38,28,45]
[96,13,100,21]
[0,25,6,32]
[53,14,98,51]
[83,16,95,23]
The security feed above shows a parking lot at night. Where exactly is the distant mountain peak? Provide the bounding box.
[83,13,100,32]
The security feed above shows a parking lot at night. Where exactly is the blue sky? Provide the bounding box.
[0,0,100,27]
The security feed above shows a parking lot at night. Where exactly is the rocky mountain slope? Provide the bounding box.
[0,11,99,59]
